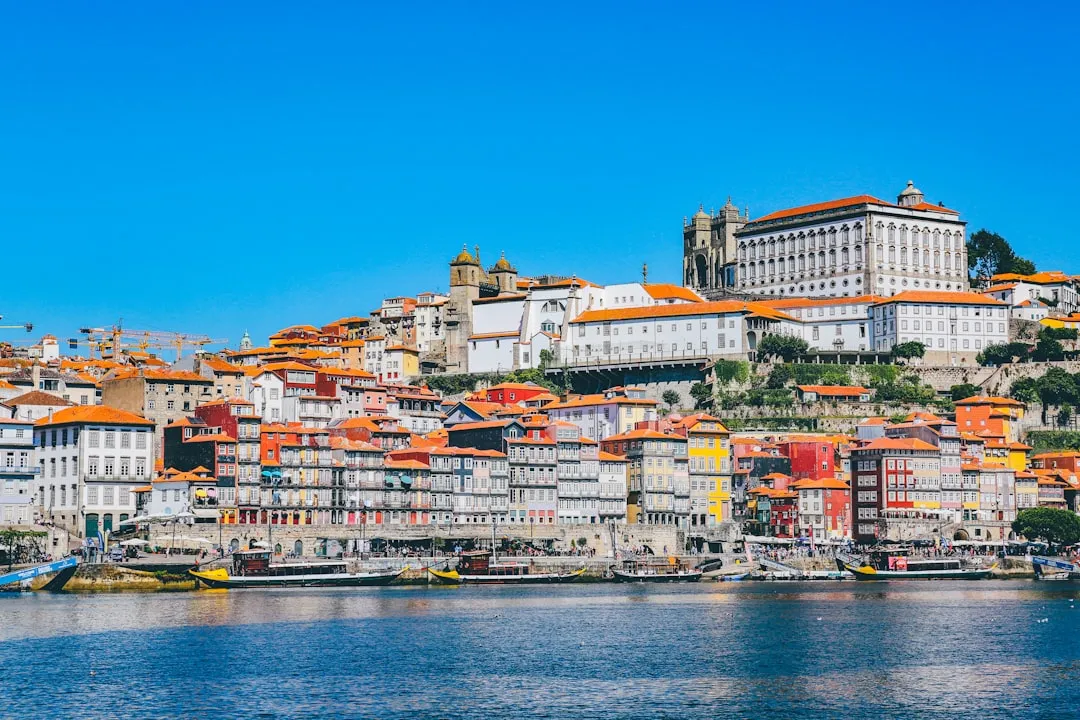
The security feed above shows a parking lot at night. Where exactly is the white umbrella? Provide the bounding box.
[119,539,149,547]
[119,515,153,526]
[173,511,196,520]
[189,538,214,545]
[252,540,271,548]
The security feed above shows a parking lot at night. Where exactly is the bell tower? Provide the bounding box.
[445,245,482,372]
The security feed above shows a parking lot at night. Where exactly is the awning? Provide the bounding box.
[207,488,217,498]
[194,489,208,498]
[400,476,413,486]
[385,476,395,487]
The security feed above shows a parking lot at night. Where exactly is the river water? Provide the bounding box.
[2,581,1079,719]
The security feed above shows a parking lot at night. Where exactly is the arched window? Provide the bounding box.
[841,226,850,244]
[842,247,850,265]
[923,249,930,266]
[888,246,896,264]
[777,258,785,275]
[799,254,806,271]
[899,225,908,244]
[738,243,746,261]
[888,224,895,243]
[954,254,962,271]
[799,234,806,252]
[900,246,907,265]
[829,228,837,247]
[854,245,863,264]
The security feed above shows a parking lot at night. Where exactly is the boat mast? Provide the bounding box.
[491,519,497,563]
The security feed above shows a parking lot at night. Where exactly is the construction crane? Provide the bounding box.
[74,322,227,362]
[0,314,33,333]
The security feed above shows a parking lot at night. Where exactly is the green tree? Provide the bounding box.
[689,382,712,409]
[766,364,793,389]
[950,383,982,401]
[1041,327,1079,341]
[661,390,681,411]
[756,334,809,362]
[1060,405,1074,428]
[891,341,926,361]
[1033,336,1066,362]
[1012,507,1080,546]
[1037,367,1079,406]
[967,229,1037,280]
[977,341,1032,366]
[1009,376,1040,403]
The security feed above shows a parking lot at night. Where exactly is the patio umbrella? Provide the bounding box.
[119,539,149,547]
[252,540,271,548]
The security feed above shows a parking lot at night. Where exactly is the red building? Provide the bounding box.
[776,437,836,481]
[850,437,941,544]
[484,382,553,405]
[790,477,851,540]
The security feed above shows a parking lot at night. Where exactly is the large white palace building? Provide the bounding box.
[685,181,969,300]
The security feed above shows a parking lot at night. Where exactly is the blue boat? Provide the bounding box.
[0,556,79,592]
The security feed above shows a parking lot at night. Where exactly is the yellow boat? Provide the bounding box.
[189,550,404,588]
[427,551,586,584]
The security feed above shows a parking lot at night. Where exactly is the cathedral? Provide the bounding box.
[684,181,968,300]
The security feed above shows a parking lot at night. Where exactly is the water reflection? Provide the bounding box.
[3,581,1080,719]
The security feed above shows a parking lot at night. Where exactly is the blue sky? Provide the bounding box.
[1,2,1076,352]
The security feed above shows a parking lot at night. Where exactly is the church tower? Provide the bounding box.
[488,252,518,293]
[444,245,482,372]
[683,198,748,298]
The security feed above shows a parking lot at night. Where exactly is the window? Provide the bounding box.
[87,487,98,504]
[147,399,156,410]
[103,487,114,505]
[136,433,147,450]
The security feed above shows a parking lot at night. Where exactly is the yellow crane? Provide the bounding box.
[75,322,227,362]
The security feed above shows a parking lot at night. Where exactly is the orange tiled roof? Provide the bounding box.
[991,271,1076,285]
[643,284,703,303]
[570,300,796,324]
[603,429,683,442]
[544,394,657,410]
[5,391,75,407]
[598,450,628,462]
[35,406,153,426]
[954,395,1025,407]
[874,291,1005,307]
[856,437,939,452]
[752,195,891,223]
[759,294,882,310]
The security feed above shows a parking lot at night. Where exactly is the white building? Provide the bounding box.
[0,419,36,526]
[984,271,1078,316]
[758,295,878,353]
[871,291,1009,364]
[735,182,968,299]
[563,299,801,364]
[465,278,704,373]
[597,451,628,522]
[544,387,659,442]
[415,292,448,352]
[34,406,156,539]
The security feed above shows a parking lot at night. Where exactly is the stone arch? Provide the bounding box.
[695,254,708,287]
[952,529,970,541]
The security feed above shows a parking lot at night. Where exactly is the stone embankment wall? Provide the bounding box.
[152,522,686,559]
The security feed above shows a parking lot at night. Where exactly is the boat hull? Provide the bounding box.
[0,557,79,593]
[611,568,702,583]
[427,567,586,585]
[836,559,993,581]
[189,567,404,589]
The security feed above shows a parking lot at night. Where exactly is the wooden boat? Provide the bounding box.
[836,550,994,581]
[189,550,404,589]
[610,557,702,583]
[0,556,79,592]
[427,550,585,585]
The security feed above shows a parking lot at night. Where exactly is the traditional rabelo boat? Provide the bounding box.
[189,549,404,589]
[610,557,703,583]
[836,549,994,581]
[427,550,586,585]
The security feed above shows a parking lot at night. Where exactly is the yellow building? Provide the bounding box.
[383,345,419,382]
[674,413,732,525]
[1006,441,1032,473]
